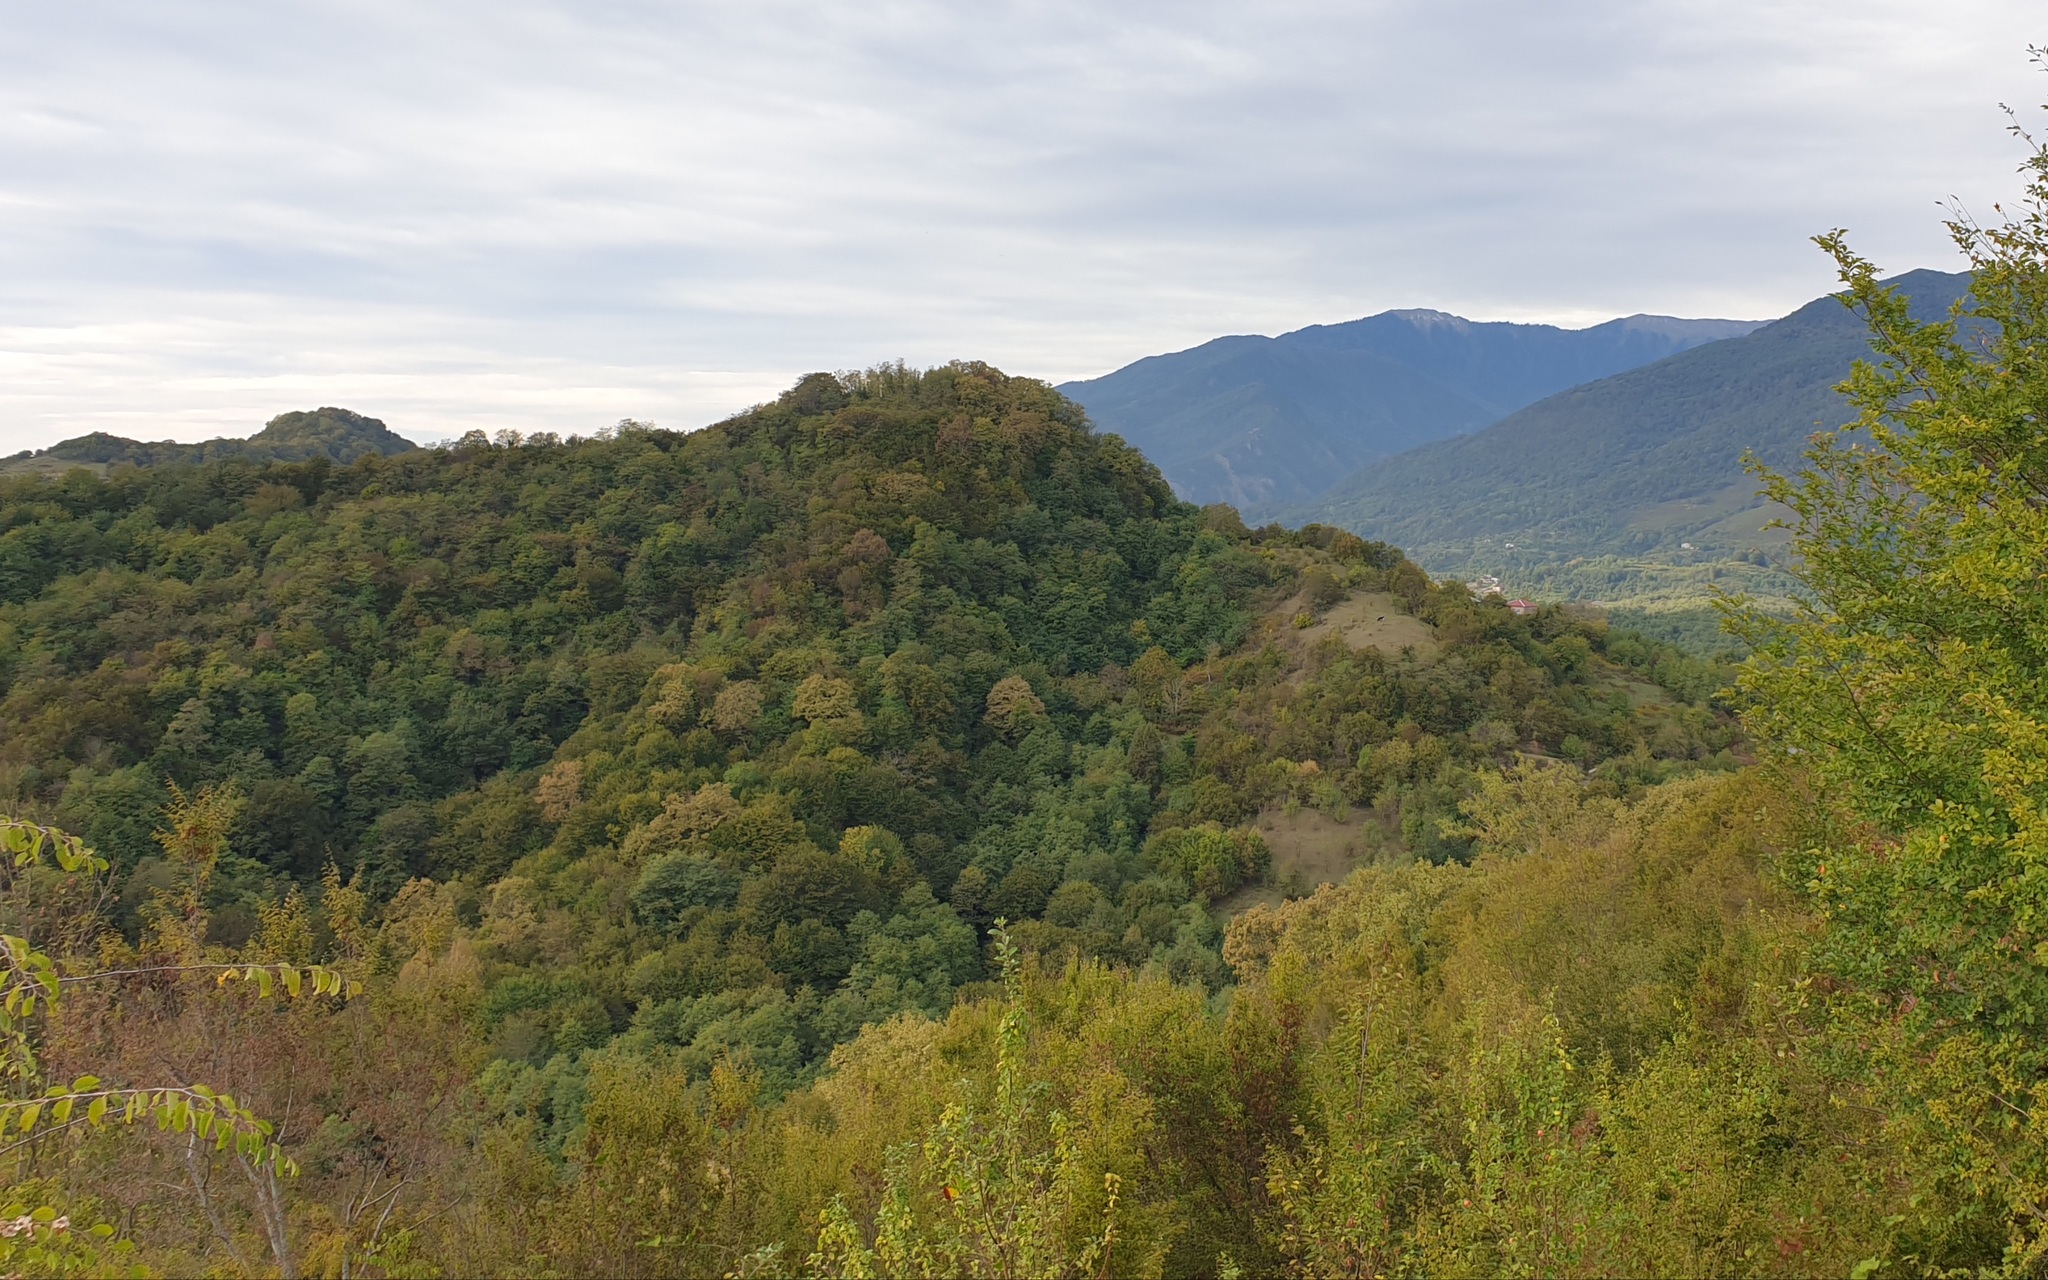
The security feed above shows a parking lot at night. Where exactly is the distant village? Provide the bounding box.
[1465,574,1537,615]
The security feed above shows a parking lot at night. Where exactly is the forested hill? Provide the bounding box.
[1286,268,1974,606]
[0,362,1731,1124]
[1058,310,1756,518]
[1,406,416,475]
[7,85,2048,1275]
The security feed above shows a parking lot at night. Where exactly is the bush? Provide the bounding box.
[1143,824,1268,901]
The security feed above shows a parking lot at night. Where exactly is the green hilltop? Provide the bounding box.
[0,263,2043,1270]
[0,362,1753,1271]
[2,405,416,476]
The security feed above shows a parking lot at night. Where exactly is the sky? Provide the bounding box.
[1,0,2042,451]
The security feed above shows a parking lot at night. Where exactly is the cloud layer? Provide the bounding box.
[1,0,2041,448]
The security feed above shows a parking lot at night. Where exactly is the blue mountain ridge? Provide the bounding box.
[1058,309,1758,518]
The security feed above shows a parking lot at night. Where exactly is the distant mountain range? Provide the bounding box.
[1284,268,1974,609]
[1,407,416,476]
[1058,309,1760,518]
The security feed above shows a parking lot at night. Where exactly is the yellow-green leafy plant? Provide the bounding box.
[800,925,1129,1280]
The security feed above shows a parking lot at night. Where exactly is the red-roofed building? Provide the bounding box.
[1506,599,1538,616]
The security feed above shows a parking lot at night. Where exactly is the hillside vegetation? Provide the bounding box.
[0,361,1744,1274]
[4,96,2048,1280]
[1289,269,1973,610]
[1060,310,1752,518]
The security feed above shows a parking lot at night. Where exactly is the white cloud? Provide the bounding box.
[0,0,2040,448]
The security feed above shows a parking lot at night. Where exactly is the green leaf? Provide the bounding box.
[280,965,301,998]
[86,1097,106,1125]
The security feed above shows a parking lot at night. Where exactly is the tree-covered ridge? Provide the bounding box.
[4,364,1226,883]
[9,69,2048,1280]
[0,406,415,476]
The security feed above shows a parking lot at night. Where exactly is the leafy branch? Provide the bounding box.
[0,814,358,1180]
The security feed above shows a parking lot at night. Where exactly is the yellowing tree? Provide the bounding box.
[797,928,1144,1280]
[0,810,359,1274]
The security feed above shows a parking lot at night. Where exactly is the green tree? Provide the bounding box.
[1730,82,2048,1269]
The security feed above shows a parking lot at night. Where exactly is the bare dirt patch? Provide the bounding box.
[1218,805,1395,917]
[1290,590,1438,659]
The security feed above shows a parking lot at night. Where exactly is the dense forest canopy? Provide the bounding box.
[7,83,2048,1280]
[1,360,1725,1079]
[0,359,1740,1273]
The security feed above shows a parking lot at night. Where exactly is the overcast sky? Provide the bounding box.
[1,0,2042,450]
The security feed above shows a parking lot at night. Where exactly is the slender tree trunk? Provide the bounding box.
[183,1132,250,1273]
[239,1149,295,1278]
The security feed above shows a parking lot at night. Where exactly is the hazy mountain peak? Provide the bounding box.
[1383,307,1474,331]
[1060,301,1760,518]
[1601,313,1763,341]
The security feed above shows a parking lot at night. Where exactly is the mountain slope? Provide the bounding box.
[1059,311,1758,517]
[1287,269,1974,605]
[0,361,1733,1126]
[1055,338,1499,514]
[2,406,415,475]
